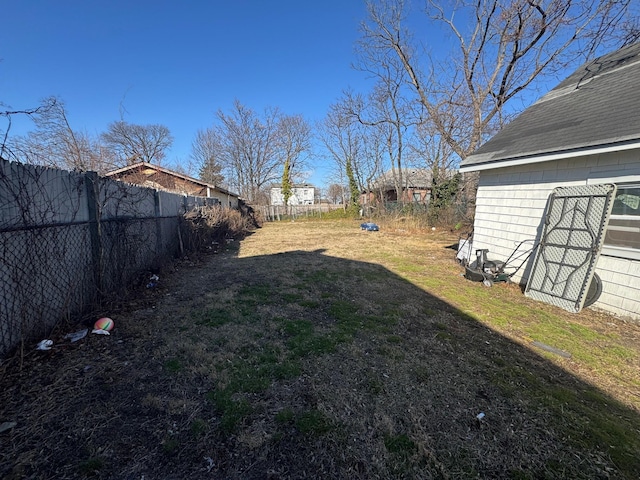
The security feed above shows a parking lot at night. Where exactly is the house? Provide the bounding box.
[270,184,315,206]
[360,169,434,205]
[105,162,240,208]
[459,42,640,320]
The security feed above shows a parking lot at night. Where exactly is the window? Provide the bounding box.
[412,192,422,202]
[604,184,640,253]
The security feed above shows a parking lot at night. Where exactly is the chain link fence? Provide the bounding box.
[0,160,205,358]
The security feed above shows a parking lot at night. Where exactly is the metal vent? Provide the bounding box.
[524,184,616,313]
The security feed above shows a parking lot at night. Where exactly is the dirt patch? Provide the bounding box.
[1,219,639,479]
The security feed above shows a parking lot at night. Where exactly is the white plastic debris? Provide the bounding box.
[64,328,88,342]
[203,456,215,472]
[476,412,486,420]
[531,341,571,358]
[36,339,53,350]
[0,421,17,434]
[91,329,111,335]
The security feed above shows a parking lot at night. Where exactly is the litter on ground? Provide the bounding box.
[360,222,380,231]
[64,329,88,343]
[36,339,53,351]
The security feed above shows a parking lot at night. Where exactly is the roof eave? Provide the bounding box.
[459,138,640,173]
[105,162,211,187]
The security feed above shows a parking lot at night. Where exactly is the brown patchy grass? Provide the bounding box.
[1,218,640,479]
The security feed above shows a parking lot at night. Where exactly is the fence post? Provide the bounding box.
[154,190,163,257]
[85,171,103,300]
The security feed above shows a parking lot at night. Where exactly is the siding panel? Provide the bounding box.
[471,151,640,320]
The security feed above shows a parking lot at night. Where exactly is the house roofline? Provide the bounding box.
[459,138,640,173]
[105,162,209,186]
[104,161,239,198]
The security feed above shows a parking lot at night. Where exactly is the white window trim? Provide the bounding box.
[601,245,640,261]
[602,182,640,260]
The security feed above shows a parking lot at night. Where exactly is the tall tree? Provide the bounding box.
[198,101,312,203]
[191,127,224,185]
[278,114,312,206]
[319,97,377,194]
[362,0,639,160]
[101,120,173,165]
[345,157,360,209]
[411,119,457,205]
[281,158,293,207]
[211,100,281,203]
[351,28,421,204]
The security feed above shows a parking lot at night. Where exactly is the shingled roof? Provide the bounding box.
[460,42,640,172]
[370,168,434,190]
[105,162,239,198]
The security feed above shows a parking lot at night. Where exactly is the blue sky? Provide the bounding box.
[1,1,372,187]
[2,1,622,190]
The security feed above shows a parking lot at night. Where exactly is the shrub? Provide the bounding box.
[180,204,260,252]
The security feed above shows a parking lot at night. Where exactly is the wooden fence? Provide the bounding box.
[257,204,345,221]
[0,159,207,357]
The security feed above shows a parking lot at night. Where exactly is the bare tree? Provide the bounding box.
[198,101,312,204]
[4,97,113,172]
[191,127,224,185]
[411,120,456,191]
[318,98,374,209]
[210,100,282,203]
[1,98,56,161]
[352,24,424,204]
[360,122,391,206]
[362,0,638,160]
[327,183,345,204]
[101,120,173,165]
[277,114,312,206]
[346,87,417,205]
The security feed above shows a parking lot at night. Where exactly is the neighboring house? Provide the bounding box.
[270,184,315,206]
[361,169,434,205]
[105,162,240,208]
[459,42,640,320]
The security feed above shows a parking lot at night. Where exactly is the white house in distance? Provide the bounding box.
[270,184,315,206]
[460,42,640,321]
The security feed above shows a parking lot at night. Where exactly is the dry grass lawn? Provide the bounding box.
[1,218,640,479]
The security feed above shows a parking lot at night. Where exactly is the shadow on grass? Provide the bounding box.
[228,251,640,478]
[1,247,639,479]
[191,248,640,478]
